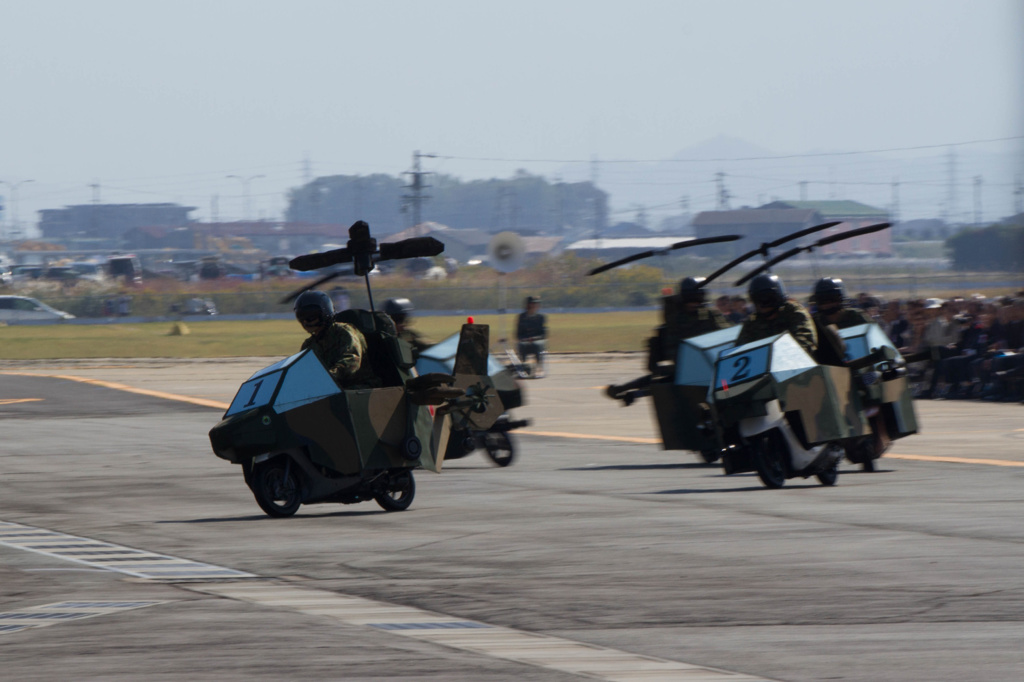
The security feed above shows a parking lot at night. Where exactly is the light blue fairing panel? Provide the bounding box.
[416,332,505,376]
[247,351,305,381]
[675,326,740,386]
[225,350,341,417]
[838,323,901,362]
[714,334,776,388]
[273,350,342,413]
[226,370,284,416]
[767,334,817,383]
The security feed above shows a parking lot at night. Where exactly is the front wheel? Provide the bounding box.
[751,431,787,489]
[251,458,302,517]
[483,430,516,467]
[375,470,416,511]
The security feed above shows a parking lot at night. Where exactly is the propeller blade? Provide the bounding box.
[278,271,343,305]
[667,234,742,251]
[764,221,841,249]
[588,235,742,276]
[587,249,661,276]
[379,236,445,261]
[815,222,890,247]
[289,247,352,272]
[701,248,762,286]
[734,246,801,287]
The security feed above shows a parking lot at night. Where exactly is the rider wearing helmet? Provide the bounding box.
[383,297,433,360]
[811,277,872,329]
[653,276,731,374]
[295,290,368,385]
[736,274,817,355]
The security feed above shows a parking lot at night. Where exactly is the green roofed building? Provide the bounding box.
[759,200,888,222]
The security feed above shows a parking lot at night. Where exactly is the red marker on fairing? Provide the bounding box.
[467,316,474,324]
[721,379,729,392]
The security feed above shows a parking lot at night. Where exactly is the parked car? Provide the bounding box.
[0,296,75,322]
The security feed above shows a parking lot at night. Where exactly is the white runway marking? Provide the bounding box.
[0,521,255,581]
[0,601,167,635]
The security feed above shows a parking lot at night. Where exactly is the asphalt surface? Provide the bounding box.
[0,355,1022,681]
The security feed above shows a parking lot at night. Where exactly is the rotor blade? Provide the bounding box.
[765,221,841,249]
[278,271,343,305]
[289,247,352,272]
[733,223,892,287]
[588,235,742,276]
[734,246,802,287]
[701,248,763,286]
[814,222,890,247]
[378,236,445,261]
[587,249,662,276]
[667,234,742,251]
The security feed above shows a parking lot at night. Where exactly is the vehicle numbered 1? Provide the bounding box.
[226,371,283,416]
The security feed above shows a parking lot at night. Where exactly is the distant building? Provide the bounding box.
[759,200,891,255]
[692,208,822,257]
[39,203,196,244]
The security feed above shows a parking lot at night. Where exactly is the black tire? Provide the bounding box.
[751,431,787,489]
[483,431,516,467]
[375,470,416,512]
[817,462,839,486]
[251,458,302,518]
[862,458,876,473]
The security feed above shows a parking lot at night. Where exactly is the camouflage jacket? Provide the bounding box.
[661,306,731,359]
[813,307,874,330]
[737,300,818,355]
[301,322,367,385]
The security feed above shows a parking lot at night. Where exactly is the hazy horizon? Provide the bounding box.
[2,0,1021,233]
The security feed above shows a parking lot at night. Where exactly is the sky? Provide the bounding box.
[1,0,1021,233]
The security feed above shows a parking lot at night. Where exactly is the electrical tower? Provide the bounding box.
[715,172,731,210]
[945,147,957,224]
[402,150,436,232]
[973,176,983,225]
[890,179,900,225]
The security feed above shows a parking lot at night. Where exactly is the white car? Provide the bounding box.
[0,296,75,322]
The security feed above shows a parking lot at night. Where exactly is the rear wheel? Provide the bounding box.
[817,462,839,486]
[483,430,516,467]
[251,458,302,517]
[375,470,416,511]
[751,431,787,489]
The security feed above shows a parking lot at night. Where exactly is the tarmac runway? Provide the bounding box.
[0,355,1022,681]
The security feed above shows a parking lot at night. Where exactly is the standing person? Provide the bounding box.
[294,290,373,387]
[516,295,547,378]
[384,297,433,361]
[737,274,818,355]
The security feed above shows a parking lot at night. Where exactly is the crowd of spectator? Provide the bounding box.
[712,290,1024,403]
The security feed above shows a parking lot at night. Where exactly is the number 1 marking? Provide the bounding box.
[243,380,264,407]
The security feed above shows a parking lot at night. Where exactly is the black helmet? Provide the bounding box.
[748,274,786,308]
[383,297,414,324]
[812,277,845,303]
[678,276,707,303]
[294,290,334,327]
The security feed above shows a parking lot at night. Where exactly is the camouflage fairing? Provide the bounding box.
[651,326,739,451]
[713,333,868,445]
[837,323,918,439]
[209,349,448,473]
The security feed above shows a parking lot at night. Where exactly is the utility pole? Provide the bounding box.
[226,174,264,221]
[89,181,101,238]
[944,147,957,225]
[403,150,436,233]
[1015,175,1023,215]
[715,172,731,210]
[302,154,312,184]
[973,176,983,225]
[890,179,900,225]
[0,179,34,238]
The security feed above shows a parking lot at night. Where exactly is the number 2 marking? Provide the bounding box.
[243,380,264,407]
[729,356,751,381]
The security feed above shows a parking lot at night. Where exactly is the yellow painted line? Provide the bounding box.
[0,398,44,405]
[520,429,661,445]
[519,431,1024,467]
[887,453,1024,467]
[0,371,230,410]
